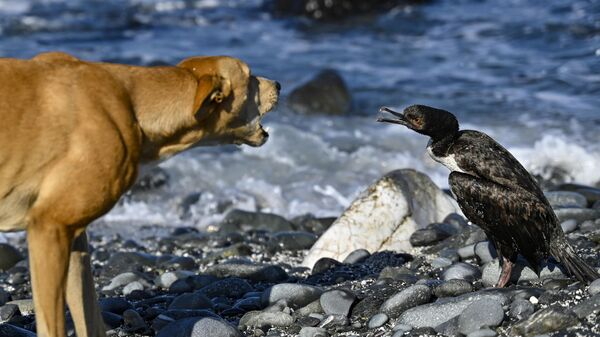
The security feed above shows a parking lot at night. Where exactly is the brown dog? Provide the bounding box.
[0,52,279,337]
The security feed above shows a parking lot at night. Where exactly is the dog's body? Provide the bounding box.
[0,52,279,337]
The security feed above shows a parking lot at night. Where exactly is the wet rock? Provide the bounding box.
[431,257,453,269]
[560,219,578,233]
[0,290,9,307]
[101,252,157,278]
[299,326,328,337]
[511,306,578,336]
[572,293,600,318]
[199,278,253,299]
[269,231,318,252]
[102,272,152,292]
[320,289,356,317]
[0,304,19,322]
[443,262,481,282]
[458,299,504,335]
[398,292,509,328]
[0,324,36,337]
[220,209,296,233]
[312,258,342,275]
[475,241,497,264]
[434,315,460,336]
[123,309,148,332]
[343,249,371,264]
[123,281,145,296]
[434,279,473,298]
[0,244,23,271]
[156,317,241,337]
[409,227,451,246]
[303,169,461,268]
[367,313,388,329]
[545,191,587,208]
[458,244,476,260]
[588,278,600,295]
[292,214,336,235]
[482,260,567,287]
[204,264,288,282]
[6,299,34,315]
[509,299,535,320]
[168,292,213,310]
[239,311,295,329]
[155,271,196,289]
[380,284,432,318]
[233,297,262,311]
[99,297,133,315]
[287,69,351,115]
[554,208,600,224]
[262,283,323,309]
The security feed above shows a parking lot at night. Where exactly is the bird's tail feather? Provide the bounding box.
[551,245,599,284]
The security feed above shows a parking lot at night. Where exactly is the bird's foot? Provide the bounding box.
[496,257,513,288]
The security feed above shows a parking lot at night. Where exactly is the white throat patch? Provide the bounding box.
[426,143,465,173]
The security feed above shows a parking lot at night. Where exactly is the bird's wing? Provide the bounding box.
[449,171,559,267]
[452,130,545,200]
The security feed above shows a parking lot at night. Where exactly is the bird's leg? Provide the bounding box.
[496,256,513,288]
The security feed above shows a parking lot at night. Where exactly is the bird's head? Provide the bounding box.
[377,104,459,139]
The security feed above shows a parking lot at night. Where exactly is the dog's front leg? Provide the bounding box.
[66,230,106,337]
[27,222,74,337]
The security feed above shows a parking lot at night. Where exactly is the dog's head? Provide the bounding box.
[178,56,279,148]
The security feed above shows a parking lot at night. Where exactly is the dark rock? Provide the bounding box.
[220,209,296,233]
[99,297,132,315]
[482,259,567,287]
[199,278,253,299]
[0,290,10,307]
[434,279,473,298]
[458,299,504,335]
[239,311,295,329]
[367,313,388,329]
[343,249,370,264]
[101,252,157,278]
[319,289,356,317]
[511,306,578,336]
[102,311,124,329]
[312,258,342,275]
[157,256,197,271]
[268,231,318,252]
[295,299,324,318]
[380,285,432,318]
[378,266,418,284]
[443,262,481,281]
[292,214,336,235]
[201,243,253,263]
[204,264,288,282]
[156,317,241,337]
[409,227,451,246]
[233,297,262,311]
[509,299,535,320]
[434,315,460,336]
[168,292,213,310]
[0,244,23,271]
[0,304,20,322]
[123,309,148,332]
[572,293,600,318]
[287,69,351,115]
[155,271,196,289]
[0,324,36,337]
[262,283,323,309]
[131,167,169,192]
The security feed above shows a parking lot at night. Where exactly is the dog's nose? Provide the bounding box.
[275,81,281,92]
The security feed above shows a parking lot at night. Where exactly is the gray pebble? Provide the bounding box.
[204,264,288,282]
[560,219,578,233]
[443,262,481,281]
[123,281,145,296]
[123,309,147,332]
[458,244,476,260]
[155,271,195,289]
[0,304,19,322]
[0,290,10,307]
[99,297,132,314]
[199,278,253,299]
[588,278,600,295]
[261,283,323,309]
[380,285,432,318]
[509,299,535,320]
[545,191,587,208]
[512,306,578,336]
[343,249,370,264]
[481,260,567,287]
[320,289,356,317]
[392,323,412,332]
[0,324,36,337]
[431,257,453,269]
[474,241,497,264]
[434,279,473,298]
[239,311,294,329]
[458,299,504,335]
[168,292,213,310]
[367,313,388,329]
[102,272,151,292]
[467,328,497,337]
[409,227,450,246]
[572,293,600,318]
[156,317,241,337]
[269,231,318,251]
[298,327,329,337]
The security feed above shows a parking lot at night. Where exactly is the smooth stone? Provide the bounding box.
[545,191,587,208]
[6,299,34,315]
[99,297,133,314]
[156,317,241,337]
[475,241,497,264]
[294,299,324,317]
[0,324,36,337]
[431,257,453,269]
[168,292,213,310]
[554,208,600,224]
[398,292,509,328]
[392,323,412,332]
[380,285,432,318]
[367,313,388,329]
[572,293,600,318]
[102,272,151,292]
[238,311,294,329]
[0,290,10,307]
[343,249,371,264]
[123,281,145,296]
[0,244,23,271]
[269,231,318,251]
[560,219,578,233]
[102,311,124,329]
[155,271,196,289]
[219,209,295,233]
[458,299,504,335]
[443,262,481,281]
[0,304,19,322]
[467,328,498,337]
[311,257,342,275]
[157,256,197,270]
[509,299,535,320]
[233,297,262,311]
[511,306,578,336]
[101,252,157,278]
[434,279,473,298]
[123,309,148,332]
[287,69,351,115]
[409,227,451,246]
[204,264,288,282]
[298,327,328,337]
[588,278,600,295]
[303,169,461,268]
[481,260,567,287]
[320,289,356,317]
[199,278,253,299]
[262,283,323,309]
[458,244,476,260]
[434,315,460,336]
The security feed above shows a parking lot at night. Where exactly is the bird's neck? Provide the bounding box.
[429,131,459,157]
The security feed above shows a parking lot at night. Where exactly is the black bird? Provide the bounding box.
[377,104,599,287]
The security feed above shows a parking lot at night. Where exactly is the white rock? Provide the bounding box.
[303,169,461,268]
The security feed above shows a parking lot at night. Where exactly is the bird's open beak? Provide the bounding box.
[376,107,409,126]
